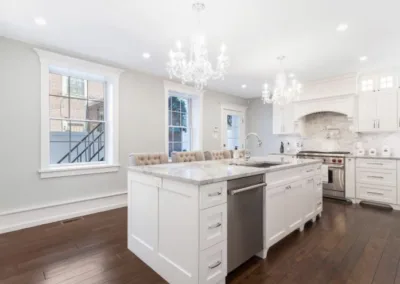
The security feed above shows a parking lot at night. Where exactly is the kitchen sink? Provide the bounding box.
[230,161,284,168]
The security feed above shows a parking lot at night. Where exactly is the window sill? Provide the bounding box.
[38,164,120,179]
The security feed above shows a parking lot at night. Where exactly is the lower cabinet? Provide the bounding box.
[286,180,306,231]
[266,185,287,247]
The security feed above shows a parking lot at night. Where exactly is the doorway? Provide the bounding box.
[221,105,246,150]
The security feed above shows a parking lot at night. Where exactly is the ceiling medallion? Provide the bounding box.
[262,56,302,105]
[166,1,229,90]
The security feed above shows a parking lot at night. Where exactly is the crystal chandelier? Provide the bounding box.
[262,56,302,105]
[166,2,229,90]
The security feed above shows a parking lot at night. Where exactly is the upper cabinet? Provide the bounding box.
[357,73,399,132]
[273,103,297,135]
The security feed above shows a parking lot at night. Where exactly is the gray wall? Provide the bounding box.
[246,98,281,156]
[0,37,247,213]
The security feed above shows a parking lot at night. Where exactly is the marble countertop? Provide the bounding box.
[128,157,321,185]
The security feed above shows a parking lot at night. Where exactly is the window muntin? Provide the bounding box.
[380,76,394,89]
[168,95,191,157]
[49,73,106,165]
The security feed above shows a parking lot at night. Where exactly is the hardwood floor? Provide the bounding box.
[2,199,400,284]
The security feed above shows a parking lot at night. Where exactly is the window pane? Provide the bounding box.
[69,77,86,98]
[172,127,182,142]
[168,110,172,126]
[87,81,104,100]
[50,119,70,164]
[169,127,173,142]
[172,111,180,126]
[168,96,172,110]
[69,98,88,120]
[87,101,104,121]
[181,99,188,113]
[49,73,68,96]
[49,95,69,118]
[173,142,182,152]
[170,96,181,112]
[169,143,173,157]
[181,112,187,127]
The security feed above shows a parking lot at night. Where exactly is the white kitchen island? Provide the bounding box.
[127,157,323,284]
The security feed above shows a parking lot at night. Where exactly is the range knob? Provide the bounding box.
[338,159,343,164]
[332,159,337,163]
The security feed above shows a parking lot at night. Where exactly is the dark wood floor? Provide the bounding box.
[2,200,400,284]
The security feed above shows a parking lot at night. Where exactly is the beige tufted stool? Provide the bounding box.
[204,150,232,161]
[171,151,205,163]
[129,153,169,166]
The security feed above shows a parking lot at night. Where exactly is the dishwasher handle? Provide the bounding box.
[228,182,266,195]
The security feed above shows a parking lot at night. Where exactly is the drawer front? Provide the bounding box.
[356,184,397,204]
[356,159,397,170]
[199,241,227,284]
[200,182,227,210]
[303,165,317,177]
[356,169,397,187]
[200,204,227,250]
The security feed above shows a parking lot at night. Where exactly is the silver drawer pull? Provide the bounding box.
[367,191,384,196]
[306,169,314,173]
[208,192,222,197]
[285,185,291,190]
[208,260,222,269]
[367,176,384,179]
[317,201,322,205]
[317,183,322,186]
[308,178,313,183]
[208,222,222,230]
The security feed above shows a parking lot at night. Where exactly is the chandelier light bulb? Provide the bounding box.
[176,40,182,50]
[220,44,226,53]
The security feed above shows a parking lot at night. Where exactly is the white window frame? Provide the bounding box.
[35,49,123,178]
[163,80,203,156]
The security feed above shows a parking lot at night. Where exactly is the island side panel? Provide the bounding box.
[128,171,161,269]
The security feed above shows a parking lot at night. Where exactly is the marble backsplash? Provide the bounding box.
[284,112,400,156]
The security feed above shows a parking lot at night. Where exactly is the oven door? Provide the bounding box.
[323,164,345,198]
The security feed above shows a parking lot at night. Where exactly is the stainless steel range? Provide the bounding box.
[297,151,350,200]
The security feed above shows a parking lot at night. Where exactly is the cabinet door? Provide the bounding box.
[273,105,284,134]
[304,177,316,221]
[345,158,356,199]
[376,90,397,131]
[283,104,295,134]
[285,180,304,233]
[358,92,377,131]
[266,185,287,246]
[398,91,400,130]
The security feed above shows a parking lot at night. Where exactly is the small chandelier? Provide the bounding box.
[262,56,302,105]
[166,2,229,90]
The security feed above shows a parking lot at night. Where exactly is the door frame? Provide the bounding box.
[220,104,248,150]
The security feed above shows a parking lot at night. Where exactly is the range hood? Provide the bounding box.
[293,93,356,121]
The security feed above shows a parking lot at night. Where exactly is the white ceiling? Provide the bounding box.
[1,0,400,98]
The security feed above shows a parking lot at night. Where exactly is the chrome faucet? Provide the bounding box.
[244,132,263,160]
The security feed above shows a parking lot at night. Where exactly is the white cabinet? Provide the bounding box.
[273,103,296,135]
[398,161,400,205]
[358,74,399,132]
[303,178,316,221]
[345,157,356,199]
[285,180,305,231]
[266,185,287,247]
[199,241,227,284]
[398,91,400,130]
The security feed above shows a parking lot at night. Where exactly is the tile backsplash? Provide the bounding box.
[284,112,400,156]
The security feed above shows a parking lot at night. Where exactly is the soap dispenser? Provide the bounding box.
[280,142,284,154]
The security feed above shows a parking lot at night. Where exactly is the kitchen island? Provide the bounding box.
[127,157,323,284]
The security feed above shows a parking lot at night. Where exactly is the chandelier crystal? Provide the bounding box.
[262,56,302,105]
[166,2,229,90]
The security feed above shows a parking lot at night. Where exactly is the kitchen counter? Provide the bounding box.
[127,157,321,185]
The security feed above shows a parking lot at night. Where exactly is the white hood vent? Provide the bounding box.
[293,94,356,121]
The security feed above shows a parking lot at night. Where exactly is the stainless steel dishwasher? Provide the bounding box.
[227,174,265,273]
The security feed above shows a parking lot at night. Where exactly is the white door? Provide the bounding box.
[222,109,245,150]
[304,177,316,220]
[266,185,287,247]
[358,92,377,131]
[376,90,397,131]
[285,180,304,233]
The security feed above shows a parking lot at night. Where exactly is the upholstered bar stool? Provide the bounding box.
[129,153,169,166]
[171,151,205,163]
[204,150,232,160]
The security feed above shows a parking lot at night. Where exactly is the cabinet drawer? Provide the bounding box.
[199,241,227,284]
[356,159,396,170]
[356,169,397,187]
[200,204,227,250]
[356,183,397,204]
[303,165,317,177]
[200,182,227,210]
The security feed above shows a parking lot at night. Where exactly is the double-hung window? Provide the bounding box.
[36,49,122,178]
[168,93,192,157]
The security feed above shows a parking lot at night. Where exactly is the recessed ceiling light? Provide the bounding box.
[241,84,247,89]
[142,52,151,59]
[289,73,295,78]
[360,56,368,61]
[34,17,47,26]
[336,23,348,32]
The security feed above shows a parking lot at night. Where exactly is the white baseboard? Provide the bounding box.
[0,191,127,234]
